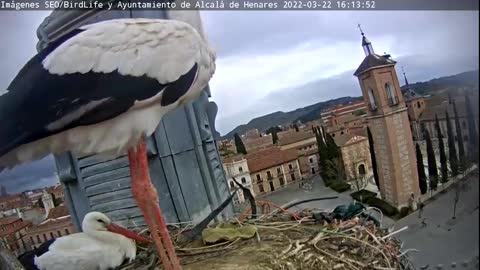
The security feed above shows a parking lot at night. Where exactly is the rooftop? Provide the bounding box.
[278,131,316,146]
[0,220,31,238]
[354,54,396,77]
[333,133,367,147]
[0,216,21,226]
[46,205,69,220]
[247,148,298,173]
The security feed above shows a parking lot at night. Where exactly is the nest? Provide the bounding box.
[116,209,415,270]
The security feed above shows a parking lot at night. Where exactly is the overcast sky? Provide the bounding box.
[0,10,478,193]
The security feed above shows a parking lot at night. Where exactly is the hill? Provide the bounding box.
[221,96,358,139]
[401,70,479,95]
[221,69,479,139]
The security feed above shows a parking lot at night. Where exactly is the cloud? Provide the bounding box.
[0,155,57,193]
[204,11,479,134]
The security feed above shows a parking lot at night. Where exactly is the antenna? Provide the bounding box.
[357,23,364,35]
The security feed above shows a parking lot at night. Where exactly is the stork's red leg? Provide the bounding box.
[128,138,181,270]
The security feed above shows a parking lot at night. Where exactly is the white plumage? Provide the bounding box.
[34,212,144,270]
[0,18,215,168]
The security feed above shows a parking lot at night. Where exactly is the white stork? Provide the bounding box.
[0,18,216,270]
[33,212,151,270]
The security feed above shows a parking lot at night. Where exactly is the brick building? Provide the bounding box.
[0,216,31,256]
[278,131,320,178]
[22,205,76,250]
[246,148,302,195]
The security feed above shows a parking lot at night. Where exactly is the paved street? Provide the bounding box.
[260,176,394,225]
[395,173,479,269]
[261,174,479,269]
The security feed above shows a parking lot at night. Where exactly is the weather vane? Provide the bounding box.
[401,66,406,75]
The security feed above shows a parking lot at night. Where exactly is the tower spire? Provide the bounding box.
[358,24,374,56]
[402,66,409,86]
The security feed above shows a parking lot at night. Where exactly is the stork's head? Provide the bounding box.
[82,212,151,243]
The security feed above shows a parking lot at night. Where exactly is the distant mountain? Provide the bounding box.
[221,96,359,139]
[221,70,479,139]
[402,70,479,95]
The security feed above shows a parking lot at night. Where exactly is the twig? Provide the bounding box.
[313,243,359,270]
[381,226,408,240]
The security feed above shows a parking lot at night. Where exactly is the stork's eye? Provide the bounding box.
[97,219,104,223]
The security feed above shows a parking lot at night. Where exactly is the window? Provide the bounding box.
[309,158,314,163]
[57,230,62,237]
[385,83,398,105]
[368,88,377,110]
[340,131,344,135]
[259,184,265,193]
[279,177,285,186]
[269,181,275,192]
[43,234,47,241]
[332,134,335,137]
[358,164,366,176]
[277,168,282,175]
[256,174,262,183]
[238,166,243,173]
[417,102,421,109]
[50,232,55,239]
[311,168,316,174]
[241,177,246,184]
[289,164,293,170]
[30,236,34,244]
[291,174,295,181]
[230,181,235,188]
[65,229,69,235]
[267,171,272,180]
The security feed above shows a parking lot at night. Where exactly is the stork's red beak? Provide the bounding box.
[107,223,152,243]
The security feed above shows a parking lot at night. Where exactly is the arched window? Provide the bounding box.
[385,83,397,105]
[241,177,246,184]
[358,164,366,176]
[238,166,243,173]
[368,88,377,110]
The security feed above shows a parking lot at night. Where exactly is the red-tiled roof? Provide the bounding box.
[0,220,31,238]
[47,205,69,220]
[0,216,20,226]
[247,148,298,173]
[26,216,73,234]
[278,131,316,146]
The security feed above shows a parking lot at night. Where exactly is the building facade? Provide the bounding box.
[278,131,319,178]
[354,31,420,208]
[334,134,372,183]
[222,156,254,205]
[247,148,302,195]
[0,217,31,256]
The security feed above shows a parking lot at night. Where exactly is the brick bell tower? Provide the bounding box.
[354,26,420,208]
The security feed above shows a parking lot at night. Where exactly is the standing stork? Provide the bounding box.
[0,18,216,270]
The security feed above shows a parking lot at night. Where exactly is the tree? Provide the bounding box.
[425,129,438,191]
[367,127,380,189]
[446,111,458,176]
[416,144,428,195]
[465,91,479,162]
[234,133,247,155]
[435,115,448,184]
[453,101,466,165]
[293,123,299,132]
[325,132,340,160]
[266,126,280,144]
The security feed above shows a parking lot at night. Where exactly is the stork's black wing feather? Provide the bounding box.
[0,47,198,159]
[17,238,56,270]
